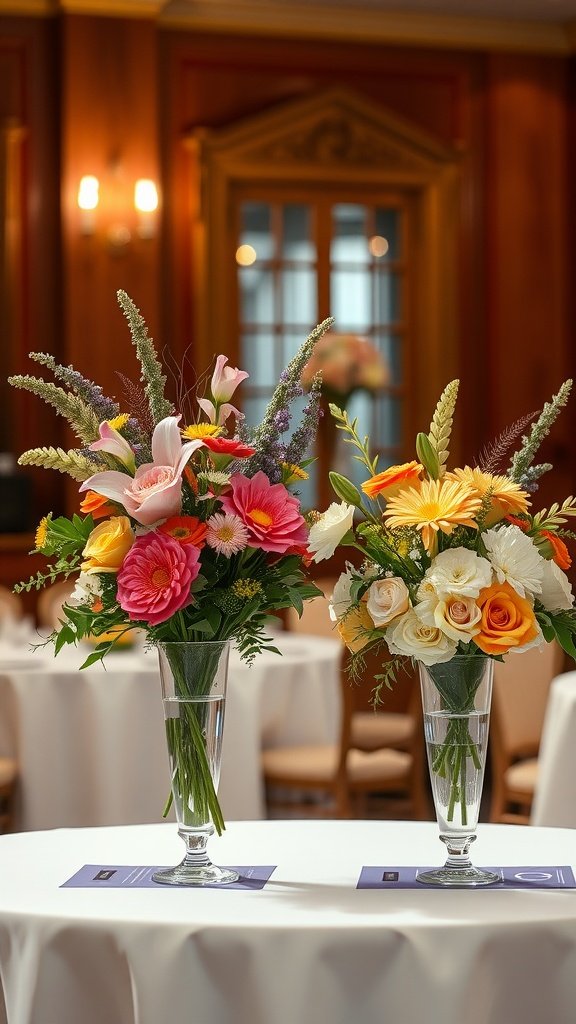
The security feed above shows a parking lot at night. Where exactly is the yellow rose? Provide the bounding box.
[473,581,539,655]
[337,599,374,653]
[82,516,134,574]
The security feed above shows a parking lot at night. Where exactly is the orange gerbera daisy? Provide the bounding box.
[446,466,530,526]
[384,478,482,555]
[362,460,423,500]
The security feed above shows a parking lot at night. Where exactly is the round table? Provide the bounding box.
[532,671,576,826]
[1,819,575,1024]
[0,633,341,829]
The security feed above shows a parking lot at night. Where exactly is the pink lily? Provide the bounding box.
[197,397,243,427]
[89,421,136,473]
[210,355,248,403]
[79,416,204,526]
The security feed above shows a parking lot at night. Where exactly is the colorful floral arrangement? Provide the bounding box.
[10,291,331,668]
[307,380,576,822]
[301,332,388,405]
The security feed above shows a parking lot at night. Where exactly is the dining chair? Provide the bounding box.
[261,649,428,819]
[0,585,23,621]
[36,579,76,630]
[489,640,565,824]
[0,758,18,833]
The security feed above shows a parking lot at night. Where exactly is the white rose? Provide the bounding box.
[329,566,355,622]
[423,547,492,598]
[366,577,410,627]
[308,502,354,562]
[416,593,482,644]
[68,571,103,607]
[539,559,574,611]
[386,609,457,666]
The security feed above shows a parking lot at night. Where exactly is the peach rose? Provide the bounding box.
[361,461,423,501]
[81,516,135,574]
[337,599,374,653]
[473,581,539,655]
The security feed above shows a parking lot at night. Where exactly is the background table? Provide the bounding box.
[0,632,341,830]
[1,819,576,1024]
[531,671,576,826]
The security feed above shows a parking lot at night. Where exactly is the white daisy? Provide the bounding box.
[483,525,544,598]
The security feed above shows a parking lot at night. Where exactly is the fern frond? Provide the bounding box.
[428,379,459,477]
[18,447,104,482]
[8,375,100,444]
[477,411,537,475]
[116,290,173,425]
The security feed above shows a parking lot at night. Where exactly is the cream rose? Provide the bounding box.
[417,594,482,644]
[386,609,457,666]
[307,502,354,562]
[366,577,410,627]
[423,547,492,599]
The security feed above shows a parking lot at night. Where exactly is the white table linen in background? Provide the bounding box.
[1,820,576,1024]
[531,671,576,827]
[0,633,341,830]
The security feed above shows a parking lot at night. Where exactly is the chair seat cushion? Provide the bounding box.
[351,712,414,751]
[262,744,412,784]
[0,758,17,787]
[504,758,538,794]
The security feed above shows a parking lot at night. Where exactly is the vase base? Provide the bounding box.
[152,862,239,887]
[416,865,499,888]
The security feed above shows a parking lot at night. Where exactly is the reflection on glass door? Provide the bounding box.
[236,192,409,508]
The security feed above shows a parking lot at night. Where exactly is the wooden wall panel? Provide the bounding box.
[486,54,571,510]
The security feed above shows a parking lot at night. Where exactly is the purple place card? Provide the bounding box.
[357,866,576,889]
[61,864,276,890]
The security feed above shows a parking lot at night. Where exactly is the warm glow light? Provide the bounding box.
[369,235,389,258]
[236,244,257,266]
[77,175,99,211]
[134,179,159,214]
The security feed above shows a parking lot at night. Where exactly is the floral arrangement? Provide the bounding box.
[301,332,388,405]
[9,291,332,834]
[307,379,576,823]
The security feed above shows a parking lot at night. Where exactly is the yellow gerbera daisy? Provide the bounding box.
[446,466,530,526]
[384,478,482,555]
[107,413,130,431]
[181,423,222,440]
[35,515,49,549]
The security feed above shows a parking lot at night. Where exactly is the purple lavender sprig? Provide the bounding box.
[28,353,120,423]
[246,317,333,481]
[284,371,323,467]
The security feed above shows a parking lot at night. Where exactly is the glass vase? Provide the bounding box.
[417,652,498,887]
[153,641,238,887]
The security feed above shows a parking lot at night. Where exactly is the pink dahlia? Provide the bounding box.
[220,471,308,554]
[116,532,201,626]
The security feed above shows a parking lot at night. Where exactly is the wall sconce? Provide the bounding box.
[134,178,159,239]
[76,174,159,246]
[77,175,99,235]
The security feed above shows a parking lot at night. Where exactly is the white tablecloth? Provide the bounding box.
[0,633,341,830]
[0,819,575,1024]
[532,671,576,827]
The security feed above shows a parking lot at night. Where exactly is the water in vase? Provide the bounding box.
[423,710,490,834]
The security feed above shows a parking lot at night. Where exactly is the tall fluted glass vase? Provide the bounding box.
[153,641,238,887]
[418,652,498,888]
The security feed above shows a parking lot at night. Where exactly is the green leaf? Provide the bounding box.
[552,620,576,660]
[416,432,440,480]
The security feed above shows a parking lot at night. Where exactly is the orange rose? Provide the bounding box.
[540,530,572,571]
[337,599,374,653]
[473,581,539,655]
[80,490,117,521]
[361,461,423,500]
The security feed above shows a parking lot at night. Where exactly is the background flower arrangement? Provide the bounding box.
[300,331,388,406]
[307,379,576,827]
[10,291,332,668]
